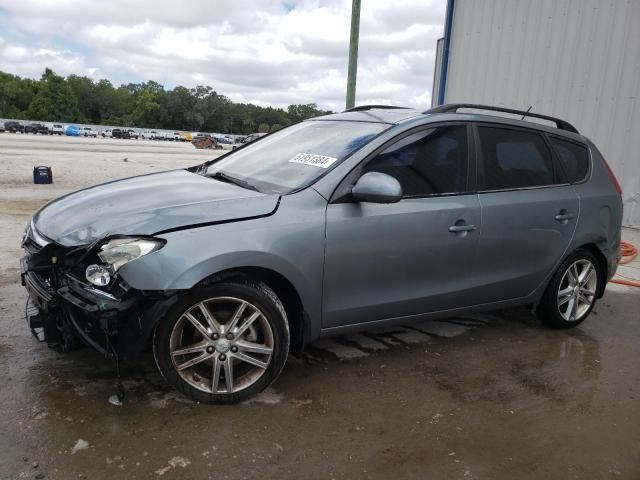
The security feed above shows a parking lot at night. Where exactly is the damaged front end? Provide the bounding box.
[20,222,176,360]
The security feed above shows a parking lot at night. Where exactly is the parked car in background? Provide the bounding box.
[19,104,623,404]
[0,122,5,133]
[101,129,113,138]
[5,121,25,133]
[50,124,64,135]
[242,132,267,144]
[140,130,156,140]
[25,123,49,135]
[128,129,139,140]
[111,128,130,139]
[81,127,97,138]
[64,125,81,136]
[191,133,223,149]
[171,132,185,142]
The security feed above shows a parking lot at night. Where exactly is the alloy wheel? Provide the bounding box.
[169,297,274,395]
[557,259,598,322]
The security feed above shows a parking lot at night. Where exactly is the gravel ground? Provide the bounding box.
[1,133,639,480]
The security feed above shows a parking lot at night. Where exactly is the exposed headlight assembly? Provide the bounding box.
[85,264,111,286]
[97,238,165,272]
[86,237,164,287]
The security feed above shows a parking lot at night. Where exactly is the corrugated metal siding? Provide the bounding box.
[444,0,640,227]
[432,38,444,108]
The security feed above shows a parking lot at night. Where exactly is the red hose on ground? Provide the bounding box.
[610,241,640,287]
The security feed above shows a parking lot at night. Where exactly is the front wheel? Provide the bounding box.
[153,281,290,404]
[537,249,601,328]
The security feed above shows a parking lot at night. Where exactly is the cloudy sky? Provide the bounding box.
[0,0,445,111]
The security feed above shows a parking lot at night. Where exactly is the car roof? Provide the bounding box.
[312,105,586,142]
[421,112,586,142]
[313,107,423,124]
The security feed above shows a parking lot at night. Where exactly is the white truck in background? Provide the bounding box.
[49,124,64,135]
[140,130,157,140]
[81,127,97,137]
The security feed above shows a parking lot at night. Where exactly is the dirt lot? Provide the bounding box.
[1,133,639,480]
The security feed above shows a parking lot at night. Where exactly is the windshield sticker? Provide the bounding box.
[289,152,338,169]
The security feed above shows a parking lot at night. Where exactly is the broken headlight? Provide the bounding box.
[97,237,165,273]
[85,264,111,286]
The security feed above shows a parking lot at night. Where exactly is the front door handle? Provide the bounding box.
[448,224,477,233]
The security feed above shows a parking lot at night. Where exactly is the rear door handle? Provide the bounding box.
[554,213,575,222]
[448,224,477,233]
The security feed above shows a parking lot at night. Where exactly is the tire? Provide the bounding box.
[537,249,601,329]
[153,280,290,404]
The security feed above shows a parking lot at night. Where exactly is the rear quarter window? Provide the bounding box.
[549,137,589,183]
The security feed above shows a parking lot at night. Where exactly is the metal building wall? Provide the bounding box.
[431,38,444,107]
[442,0,640,227]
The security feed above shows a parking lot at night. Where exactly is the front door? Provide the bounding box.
[322,124,481,329]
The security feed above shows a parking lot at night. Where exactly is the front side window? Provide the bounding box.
[206,120,388,194]
[478,127,555,190]
[363,125,469,197]
[549,137,589,183]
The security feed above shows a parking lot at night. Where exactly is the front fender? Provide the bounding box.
[117,189,327,329]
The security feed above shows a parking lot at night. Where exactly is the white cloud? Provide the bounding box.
[0,41,97,79]
[0,0,445,109]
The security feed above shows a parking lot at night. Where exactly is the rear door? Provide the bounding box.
[322,124,481,328]
[471,124,579,301]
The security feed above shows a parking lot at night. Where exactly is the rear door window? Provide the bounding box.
[478,127,556,190]
[549,137,589,183]
[363,125,469,197]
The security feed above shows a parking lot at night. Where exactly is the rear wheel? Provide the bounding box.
[153,281,290,404]
[537,250,600,328]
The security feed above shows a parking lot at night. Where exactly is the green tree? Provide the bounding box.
[67,74,100,123]
[0,68,335,132]
[131,89,160,127]
[0,71,37,118]
[287,103,329,123]
[241,117,255,135]
[27,68,80,121]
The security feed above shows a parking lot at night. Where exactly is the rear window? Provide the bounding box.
[478,127,555,190]
[549,137,589,183]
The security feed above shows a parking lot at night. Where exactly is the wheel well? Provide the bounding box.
[576,243,608,297]
[197,267,306,351]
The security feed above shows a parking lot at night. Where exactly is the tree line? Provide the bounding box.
[0,68,332,134]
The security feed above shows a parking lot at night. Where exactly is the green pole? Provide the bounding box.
[345,0,361,110]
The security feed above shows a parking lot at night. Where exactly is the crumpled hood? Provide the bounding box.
[34,170,280,246]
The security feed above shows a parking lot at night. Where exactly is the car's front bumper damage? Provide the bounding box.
[20,231,176,359]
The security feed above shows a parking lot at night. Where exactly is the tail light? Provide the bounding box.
[596,146,622,195]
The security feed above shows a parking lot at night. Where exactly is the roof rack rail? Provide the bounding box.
[343,105,410,113]
[424,103,579,134]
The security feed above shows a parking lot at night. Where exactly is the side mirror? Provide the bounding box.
[351,172,402,204]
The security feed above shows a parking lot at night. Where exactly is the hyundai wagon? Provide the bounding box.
[20,104,623,403]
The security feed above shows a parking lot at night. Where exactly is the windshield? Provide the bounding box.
[206,120,389,194]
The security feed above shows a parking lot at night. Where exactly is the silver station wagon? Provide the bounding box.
[21,104,623,403]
